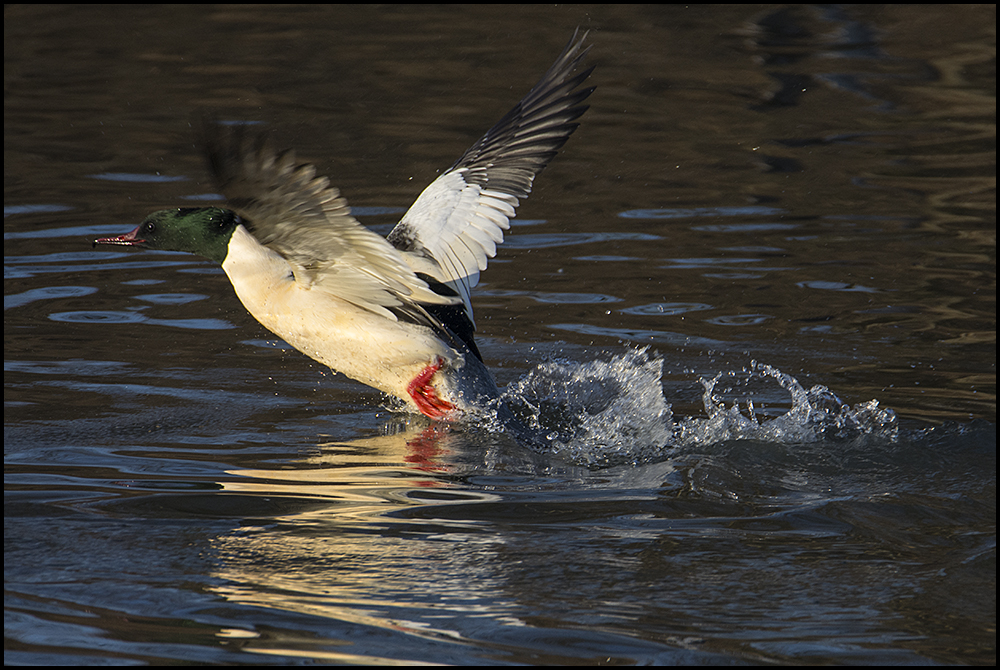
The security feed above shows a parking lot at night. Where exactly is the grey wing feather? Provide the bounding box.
[202,123,458,320]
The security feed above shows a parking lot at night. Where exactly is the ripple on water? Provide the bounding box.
[49,310,233,330]
[4,286,98,311]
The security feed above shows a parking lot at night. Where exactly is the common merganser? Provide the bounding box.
[94,30,594,419]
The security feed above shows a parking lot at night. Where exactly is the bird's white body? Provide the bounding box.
[222,225,462,407]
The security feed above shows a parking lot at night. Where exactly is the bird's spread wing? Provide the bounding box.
[203,123,458,321]
[387,29,595,324]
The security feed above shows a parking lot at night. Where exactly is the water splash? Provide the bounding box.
[498,349,898,467]
[675,361,898,447]
[502,348,674,467]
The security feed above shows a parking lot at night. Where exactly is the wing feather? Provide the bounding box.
[387,29,594,322]
[203,123,458,321]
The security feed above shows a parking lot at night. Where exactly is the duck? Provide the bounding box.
[94,30,594,419]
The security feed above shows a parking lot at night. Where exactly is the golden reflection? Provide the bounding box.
[208,420,514,654]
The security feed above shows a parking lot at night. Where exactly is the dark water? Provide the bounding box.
[5,5,995,665]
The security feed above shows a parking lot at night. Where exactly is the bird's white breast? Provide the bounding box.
[220,226,454,398]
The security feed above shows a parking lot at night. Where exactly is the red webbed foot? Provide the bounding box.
[407,357,456,419]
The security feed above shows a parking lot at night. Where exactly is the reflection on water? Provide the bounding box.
[101,415,988,665]
[5,3,995,665]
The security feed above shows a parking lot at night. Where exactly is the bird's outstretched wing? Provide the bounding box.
[203,123,457,321]
[387,29,595,324]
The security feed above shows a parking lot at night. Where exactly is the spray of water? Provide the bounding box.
[497,348,898,467]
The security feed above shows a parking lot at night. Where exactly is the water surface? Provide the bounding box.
[5,4,995,665]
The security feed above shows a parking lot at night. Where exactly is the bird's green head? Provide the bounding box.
[93,207,243,264]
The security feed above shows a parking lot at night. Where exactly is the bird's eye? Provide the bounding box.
[143,221,156,234]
